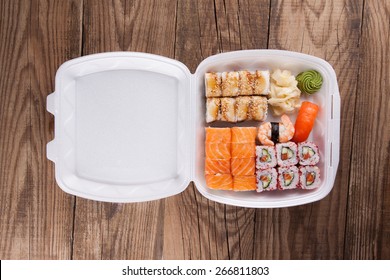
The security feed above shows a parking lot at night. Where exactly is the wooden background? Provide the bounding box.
[0,0,389,260]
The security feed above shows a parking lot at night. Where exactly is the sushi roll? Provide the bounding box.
[276,142,298,167]
[205,72,222,97]
[205,142,231,159]
[206,98,221,123]
[256,168,278,192]
[298,141,320,165]
[222,71,240,97]
[235,96,251,122]
[238,70,254,96]
[254,70,270,95]
[299,166,321,189]
[231,157,256,176]
[248,96,268,121]
[205,174,233,190]
[220,97,236,122]
[256,146,277,169]
[232,143,256,158]
[231,127,257,143]
[278,166,299,190]
[205,127,231,143]
[233,175,257,191]
[205,127,232,175]
[205,158,231,175]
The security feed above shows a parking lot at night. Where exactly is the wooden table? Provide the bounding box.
[0,0,389,260]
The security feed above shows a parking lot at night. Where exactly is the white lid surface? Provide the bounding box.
[47,52,192,202]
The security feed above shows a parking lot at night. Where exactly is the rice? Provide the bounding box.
[299,166,321,189]
[297,141,320,165]
[276,142,298,167]
[278,166,299,190]
[256,146,277,169]
[256,168,278,192]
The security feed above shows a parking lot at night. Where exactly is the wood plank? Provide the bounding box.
[345,0,390,259]
[0,0,81,259]
[253,0,363,259]
[2,0,389,262]
[124,0,176,57]
[72,0,177,259]
[71,0,127,260]
[163,0,270,260]
[83,0,126,52]
[0,0,31,259]
[28,0,82,259]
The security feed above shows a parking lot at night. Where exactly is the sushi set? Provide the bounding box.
[47,50,340,207]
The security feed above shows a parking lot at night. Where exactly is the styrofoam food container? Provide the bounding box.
[47,50,340,207]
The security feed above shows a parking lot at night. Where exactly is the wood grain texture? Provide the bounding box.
[254,0,364,259]
[344,0,390,259]
[124,0,177,57]
[0,0,31,259]
[83,0,126,53]
[1,0,389,260]
[0,0,81,259]
[72,0,177,260]
[29,0,82,259]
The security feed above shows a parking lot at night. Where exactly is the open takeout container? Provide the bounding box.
[47,50,340,208]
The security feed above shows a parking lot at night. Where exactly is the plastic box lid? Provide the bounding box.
[47,50,340,207]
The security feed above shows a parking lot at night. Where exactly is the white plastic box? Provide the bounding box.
[47,50,340,207]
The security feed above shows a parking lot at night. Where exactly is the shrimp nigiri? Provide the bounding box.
[257,114,295,146]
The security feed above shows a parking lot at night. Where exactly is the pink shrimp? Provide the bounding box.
[258,122,274,146]
[278,114,295,142]
[257,114,294,145]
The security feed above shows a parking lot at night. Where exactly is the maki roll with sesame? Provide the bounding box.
[298,141,320,166]
[256,168,278,192]
[299,166,321,189]
[206,98,221,123]
[222,71,240,97]
[256,146,277,170]
[220,97,236,122]
[278,166,299,190]
[235,96,251,122]
[248,96,268,121]
[254,70,270,95]
[205,72,222,97]
[276,142,298,167]
[238,70,255,96]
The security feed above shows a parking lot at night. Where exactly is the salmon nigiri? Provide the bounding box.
[291,101,319,143]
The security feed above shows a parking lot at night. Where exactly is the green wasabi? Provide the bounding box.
[296,70,323,94]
